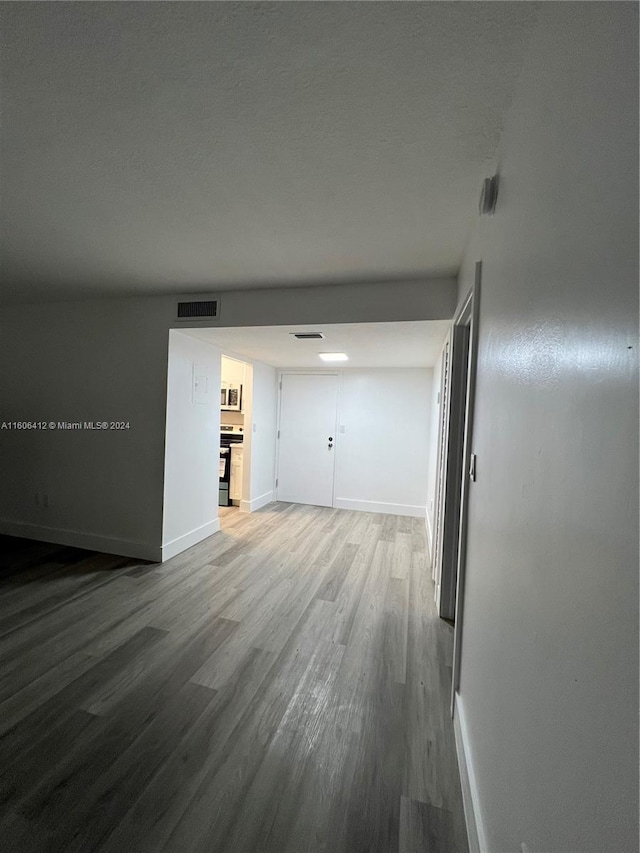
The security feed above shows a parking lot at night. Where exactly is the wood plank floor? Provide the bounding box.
[0,503,468,853]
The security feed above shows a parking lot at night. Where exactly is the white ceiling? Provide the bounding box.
[185,321,451,369]
[1,3,539,303]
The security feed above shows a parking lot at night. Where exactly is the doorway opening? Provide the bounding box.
[429,262,481,711]
[219,354,252,513]
[432,323,471,622]
[450,263,480,709]
[162,320,454,565]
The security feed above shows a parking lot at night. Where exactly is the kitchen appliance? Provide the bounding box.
[221,382,242,411]
[219,428,244,506]
[219,447,231,506]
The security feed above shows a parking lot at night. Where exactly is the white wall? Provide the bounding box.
[162,331,221,560]
[425,343,445,557]
[454,5,638,852]
[179,277,457,328]
[333,369,432,517]
[163,333,277,534]
[244,360,278,512]
[0,279,454,560]
[0,298,170,561]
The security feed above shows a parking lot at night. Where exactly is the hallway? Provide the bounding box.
[0,504,467,853]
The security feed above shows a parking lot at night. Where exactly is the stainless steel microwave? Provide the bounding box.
[221,383,242,411]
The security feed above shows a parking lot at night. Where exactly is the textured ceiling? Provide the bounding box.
[185,321,452,369]
[0,2,539,302]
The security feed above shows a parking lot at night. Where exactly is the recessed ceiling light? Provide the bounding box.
[318,352,348,362]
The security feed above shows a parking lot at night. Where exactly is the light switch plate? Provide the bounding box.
[192,362,209,405]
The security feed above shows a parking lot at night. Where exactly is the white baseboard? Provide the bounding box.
[0,518,162,562]
[161,518,220,561]
[453,692,486,853]
[239,491,274,513]
[333,498,426,518]
[425,509,433,564]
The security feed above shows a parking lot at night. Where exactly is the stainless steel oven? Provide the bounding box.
[219,430,243,506]
[219,446,231,506]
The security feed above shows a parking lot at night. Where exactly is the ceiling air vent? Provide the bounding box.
[176,300,218,319]
[290,332,325,340]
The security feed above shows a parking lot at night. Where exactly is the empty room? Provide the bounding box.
[0,3,638,853]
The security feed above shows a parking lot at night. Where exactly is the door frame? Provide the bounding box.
[274,370,342,504]
[432,330,452,601]
[437,309,472,619]
[450,261,481,712]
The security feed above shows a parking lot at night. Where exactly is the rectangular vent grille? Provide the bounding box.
[177,300,218,319]
[291,332,324,340]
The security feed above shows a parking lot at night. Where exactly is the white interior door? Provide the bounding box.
[277,373,339,507]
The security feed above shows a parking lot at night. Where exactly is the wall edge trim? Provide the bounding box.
[0,518,162,562]
[334,498,426,518]
[453,692,487,853]
[240,491,274,513]
[425,509,434,564]
[161,519,220,561]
